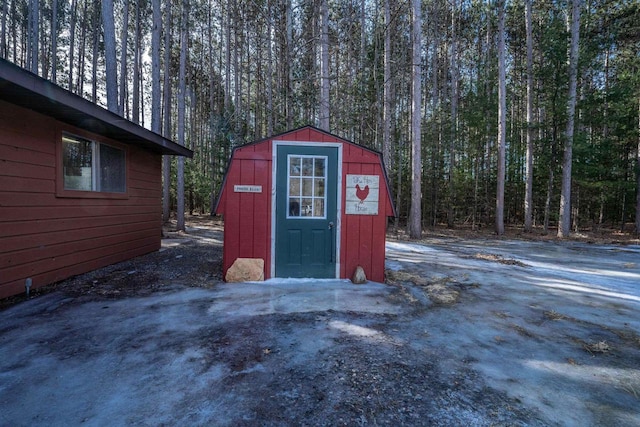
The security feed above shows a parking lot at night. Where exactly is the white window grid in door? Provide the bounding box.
[286,154,327,219]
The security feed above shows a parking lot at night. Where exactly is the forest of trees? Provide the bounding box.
[2,0,639,236]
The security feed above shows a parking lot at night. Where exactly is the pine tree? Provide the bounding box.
[409,0,422,239]
[101,0,118,113]
[558,0,582,238]
[496,0,506,236]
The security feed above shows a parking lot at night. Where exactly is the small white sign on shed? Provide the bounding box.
[345,174,379,215]
[234,185,262,193]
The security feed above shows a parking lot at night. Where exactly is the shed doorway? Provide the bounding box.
[274,144,338,278]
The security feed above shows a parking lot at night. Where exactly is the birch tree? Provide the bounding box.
[558,0,582,238]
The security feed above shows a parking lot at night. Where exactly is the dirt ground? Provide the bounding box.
[1,216,639,426]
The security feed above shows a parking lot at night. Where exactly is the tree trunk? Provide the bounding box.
[319,0,330,131]
[558,0,582,238]
[382,0,392,177]
[91,0,99,102]
[246,28,253,140]
[39,2,48,79]
[50,0,57,82]
[77,1,87,94]
[482,6,491,229]
[233,9,241,140]
[285,0,293,129]
[395,139,403,233]
[473,154,479,230]
[620,191,626,232]
[448,0,459,228]
[69,0,77,91]
[151,0,161,134]
[208,0,217,215]
[9,0,16,62]
[636,98,640,235]
[224,0,231,118]
[523,0,534,232]
[101,0,118,113]
[431,20,440,228]
[573,187,579,233]
[162,0,172,223]
[119,0,130,117]
[266,0,274,136]
[176,0,189,232]
[1,0,7,58]
[28,0,39,74]
[132,0,141,124]
[409,0,422,239]
[544,166,553,233]
[496,0,506,236]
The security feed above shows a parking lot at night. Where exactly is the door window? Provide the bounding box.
[287,155,327,218]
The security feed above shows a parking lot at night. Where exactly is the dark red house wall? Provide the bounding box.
[0,100,163,299]
[217,127,394,283]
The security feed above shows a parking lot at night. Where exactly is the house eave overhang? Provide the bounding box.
[0,59,192,158]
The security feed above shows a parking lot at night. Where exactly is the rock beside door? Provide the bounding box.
[226,258,265,282]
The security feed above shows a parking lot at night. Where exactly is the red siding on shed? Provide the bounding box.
[0,100,163,299]
[217,126,395,283]
[340,144,392,283]
[217,141,273,278]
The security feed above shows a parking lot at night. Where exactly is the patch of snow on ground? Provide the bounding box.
[385,238,640,426]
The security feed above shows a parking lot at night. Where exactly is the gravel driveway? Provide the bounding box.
[1,223,639,426]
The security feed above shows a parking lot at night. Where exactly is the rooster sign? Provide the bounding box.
[355,183,370,203]
[346,174,379,215]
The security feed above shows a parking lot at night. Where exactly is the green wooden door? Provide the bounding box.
[275,145,338,278]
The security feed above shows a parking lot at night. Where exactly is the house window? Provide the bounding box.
[62,134,126,193]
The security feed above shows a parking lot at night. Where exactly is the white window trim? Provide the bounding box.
[57,129,129,199]
[286,154,328,220]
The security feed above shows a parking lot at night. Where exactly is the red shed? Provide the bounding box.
[215,126,396,283]
[0,59,192,299]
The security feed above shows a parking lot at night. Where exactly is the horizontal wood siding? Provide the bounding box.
[0,100,163,299]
